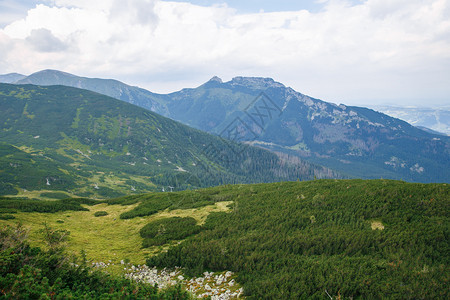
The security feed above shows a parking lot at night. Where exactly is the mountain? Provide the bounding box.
[12,70,450,183]
[14,69,168,114]
[0,73,26,83]
[162,77,450,183]
[416,126,447,136]
[0,83,339,198]
[369,105,450,136]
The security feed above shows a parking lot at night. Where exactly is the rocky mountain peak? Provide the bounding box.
[208,76,223,83]
[229,76,285,90]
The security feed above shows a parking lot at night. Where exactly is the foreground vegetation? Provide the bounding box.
[142,180,448,299]
[0,179,448,298]
[0,224,192,299]
[0,197,231,266]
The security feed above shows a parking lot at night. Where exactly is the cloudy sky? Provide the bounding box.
[0,0,449,107]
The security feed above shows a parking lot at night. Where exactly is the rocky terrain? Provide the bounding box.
[91,260,243,299]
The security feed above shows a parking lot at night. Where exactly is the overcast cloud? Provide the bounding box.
[0,0,449,106]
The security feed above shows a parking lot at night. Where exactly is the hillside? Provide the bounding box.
[11,70,449,183]
[162,77,450,183]
[1,179,448,298]
[0,223,192,298]
[0,143,76,196]
[140,180,448,299]
[0,83,338,198]
[14,69,167,114]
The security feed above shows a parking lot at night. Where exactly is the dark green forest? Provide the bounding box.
[116,179,448,299]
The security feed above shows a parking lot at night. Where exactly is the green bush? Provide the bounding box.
[0,214,15,220]
[116,189,231,219]
[140,217,201,247]
[0,197,98,213]
[0,182,18,196]
[40,192,70,199]
[94,211,108,217]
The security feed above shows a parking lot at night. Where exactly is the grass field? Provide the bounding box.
[0,200,232,273]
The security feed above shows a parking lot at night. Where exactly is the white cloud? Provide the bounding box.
[26,28,68,52]
[109,0,159,27]
[1,0,449,106]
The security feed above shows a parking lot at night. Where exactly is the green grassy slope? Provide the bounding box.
[0,83,340,198]
[0,196,231,266]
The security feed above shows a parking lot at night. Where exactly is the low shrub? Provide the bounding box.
[94,211,108,217]
[0,214,15,220]
[140,217,201,247]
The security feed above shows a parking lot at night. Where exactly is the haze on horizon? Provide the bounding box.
[0,0,449,107]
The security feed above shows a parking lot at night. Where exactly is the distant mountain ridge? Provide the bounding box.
[13,70,168,114]
[0,83,338,198]
[0,73,26,83]
[369,105,450,136]
[6,70,449,183]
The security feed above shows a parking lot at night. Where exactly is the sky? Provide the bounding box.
[0,0,449,107]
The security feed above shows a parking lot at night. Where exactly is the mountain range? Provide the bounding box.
[3,70,448,183]
[0,83,337,198]
[0,73,25,83]
[369,105,449,136]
